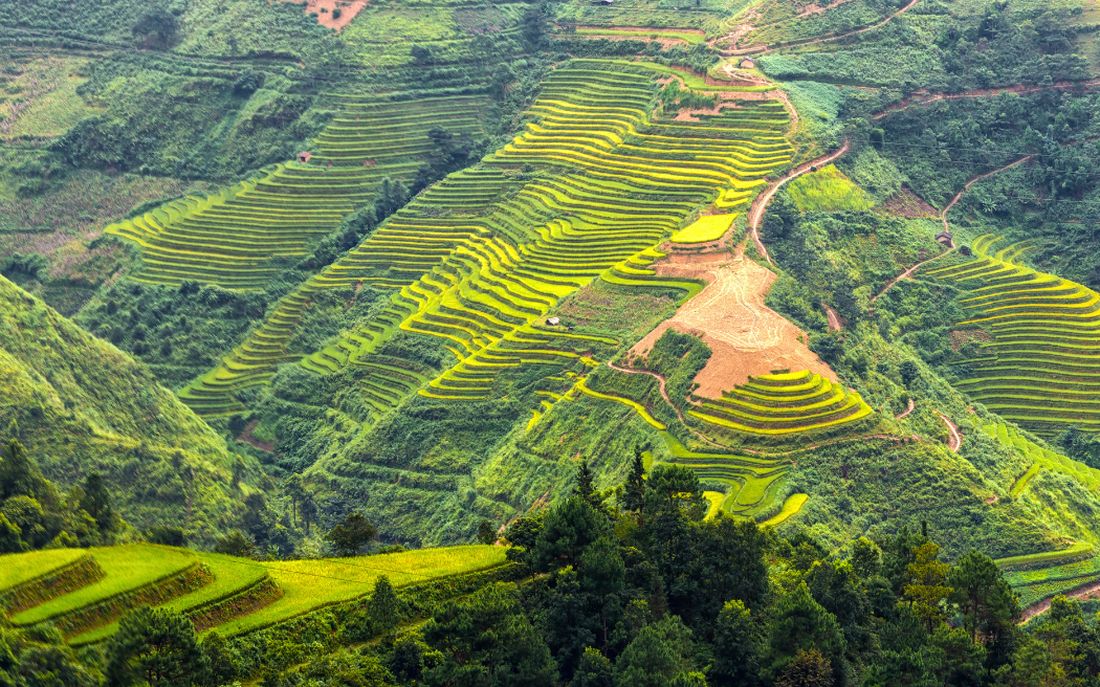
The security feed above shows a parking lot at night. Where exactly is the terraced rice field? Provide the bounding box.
[927,236,1100,436]
[689,370,873,436]
[670,213,736,244]
[0,544,507,643]
[1005,553,1100,608]
[654,432,792,517]
[179,59,793,418]
[107,93,489,290]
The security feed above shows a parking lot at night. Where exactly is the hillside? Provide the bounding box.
[7,0,1100,683]
[0,275,265,540]
[0,543,507,645]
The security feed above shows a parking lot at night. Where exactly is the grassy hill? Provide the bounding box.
[0,543,508,644]
[0,275,265,541]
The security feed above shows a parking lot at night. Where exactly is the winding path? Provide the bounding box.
[1021,579,1100,623]
[941,155,1035,233]
[896,398,915,419]
[869,155,1034,304]
[718,0,921,56]
[606,360,687,425]
[872,78,1100,121]
[869,249,954,304]
[748,139,850,265]
[936,411,962,452]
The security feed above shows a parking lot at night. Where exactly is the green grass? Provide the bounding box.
[0,549,86,592]
[214,545,508,635]
[573,26,706,44]
[9,545,195,626]
[68,551,269,644]
[0,544,509,641]
[996,542,1094,571]
[760,493,809,527]
[1010,463,1041,499]
[785,165,874,213]
[575,377,667,430]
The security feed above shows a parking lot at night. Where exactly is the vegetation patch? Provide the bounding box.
[785,164,874,213]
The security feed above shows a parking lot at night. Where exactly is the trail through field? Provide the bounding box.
[237,419,275,453]
[717,0,921,55]
[823,303,842,331]
[896,398,915,419]
[1021,579,1100,623]
[631,250,835,397]
[869,249,953,304]
[748,140,850,265]
[937,411,962,452]
[872,78,1100,120]
[606,361,687,425]
[942,156,1035,233]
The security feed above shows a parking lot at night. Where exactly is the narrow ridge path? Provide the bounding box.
[718,0,920,56]
[869,249,954,304]
[606,361,687,425]
[896,398,915,419]
[872,78,1100,120]
[941,155,1035,233]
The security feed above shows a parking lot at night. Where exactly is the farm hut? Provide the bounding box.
[739,58,755,69]
[546,316,561,326]
[593,0,614,5]
[935,229,954,247]
[297,151,313,163]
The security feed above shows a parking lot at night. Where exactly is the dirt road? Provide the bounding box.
[747,140,850,265]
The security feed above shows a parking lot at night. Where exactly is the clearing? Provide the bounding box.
[285,0,368,31]
[631,249,835,397]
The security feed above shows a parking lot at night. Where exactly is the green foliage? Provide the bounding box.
[0,276,265,543]
[106,607,205,687]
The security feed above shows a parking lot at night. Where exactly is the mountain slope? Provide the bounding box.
[0,275,265,541]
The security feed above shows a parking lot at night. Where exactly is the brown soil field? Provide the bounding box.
[631,251,835,397]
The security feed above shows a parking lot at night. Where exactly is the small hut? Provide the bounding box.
[297,151,313,163]
[739,58,756,69]
[935,229,954,248]
[546,316,561,326]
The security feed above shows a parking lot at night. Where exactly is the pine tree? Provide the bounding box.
[106,607,205,687]
[368,576,402,638]
[575,459,597,505]
[623,448,646,512]
[79,473,116,537]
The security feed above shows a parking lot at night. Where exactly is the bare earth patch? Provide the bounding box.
[631,251,836,398]
[948,328,992,352]
[882,186,938,218]
[285,0,368,31]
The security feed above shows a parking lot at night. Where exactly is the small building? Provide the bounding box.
[935,229,954,247]
[546,316,561,326]
[297,151,313,163]
[739,58,755,69]
[593,0,613,5]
